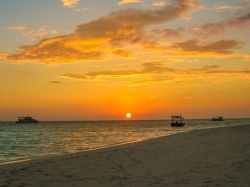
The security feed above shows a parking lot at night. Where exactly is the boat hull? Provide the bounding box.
[16,120,38,124]
[171,123,185,127]
[211,117,224,121]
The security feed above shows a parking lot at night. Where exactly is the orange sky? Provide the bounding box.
[0,0,250,120]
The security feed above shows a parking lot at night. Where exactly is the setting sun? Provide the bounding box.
[0,1,249,186]
[126,113,132,119]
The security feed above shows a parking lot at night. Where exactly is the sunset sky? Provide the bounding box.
[0,0,250,121]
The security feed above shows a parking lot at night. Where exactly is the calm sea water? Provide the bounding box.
[0,119,249,164]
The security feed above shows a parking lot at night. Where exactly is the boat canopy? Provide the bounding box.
[171,116,184,123]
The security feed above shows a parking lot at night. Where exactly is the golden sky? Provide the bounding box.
[0,0,250,120]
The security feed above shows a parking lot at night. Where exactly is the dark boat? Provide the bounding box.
[211,116,224,121]
[16,116,39,124]
[171,116,185,127]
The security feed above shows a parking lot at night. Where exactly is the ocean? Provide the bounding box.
[0,119,249,164]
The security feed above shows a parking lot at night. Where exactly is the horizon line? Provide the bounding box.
[1,117,250,123]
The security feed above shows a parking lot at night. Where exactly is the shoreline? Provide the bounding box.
[0,123,246,167]
[0,123,248,167]
[0,124,250,186]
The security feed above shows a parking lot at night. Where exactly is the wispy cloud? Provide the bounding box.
[172,40,242,55]
[118,0,144,6]
[50,80,63,84]
[61,0,80,8]
[195,12,250,36]
[6,25,58,40]
[130,65,250,87]
[154,11,250,38]
[60,63,250,87]
[214,5,242,12]
[152,1,168,7]
[61,62,173,80]
[7,25,28,32]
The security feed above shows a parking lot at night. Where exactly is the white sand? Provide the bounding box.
[0,125,249,187]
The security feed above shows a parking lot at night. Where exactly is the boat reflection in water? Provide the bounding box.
[211,117,224,121]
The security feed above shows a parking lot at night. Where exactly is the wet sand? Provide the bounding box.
[0,125,249,187]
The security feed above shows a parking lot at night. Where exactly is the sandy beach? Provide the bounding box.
[0,125,249,187]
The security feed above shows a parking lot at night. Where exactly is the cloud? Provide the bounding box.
[172,39,242,54]
[183,65,250,80]
[245,55,250,62]
[155,11,250,38]
[61,61,173,80]
[1,0,197,64]
[74,0,196,40]
[50,80,63,84]
[128,76,173,87]
[128,65,250,87]
[214,5,242,12]
[61,0,80,8]
[7,25,29,32]
[118,0,144,5]
[185,65,250,80]
[196,12,250,36]
[6,25,58,40]
[153,28,181,38]
[113,49,132,58]
[152,1,168,7]
[60,61,250,87]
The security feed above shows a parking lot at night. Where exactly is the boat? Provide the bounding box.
[16,116,39,123]
[211,116,224,121]
[171,116,185,127]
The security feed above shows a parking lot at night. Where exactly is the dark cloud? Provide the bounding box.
[199,12,250,36]
[172,39,242,54]
[1,0,198,64]
[155,12,250,38]
[75,0,197,40]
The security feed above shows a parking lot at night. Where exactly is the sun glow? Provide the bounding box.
[126,113,132,119]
